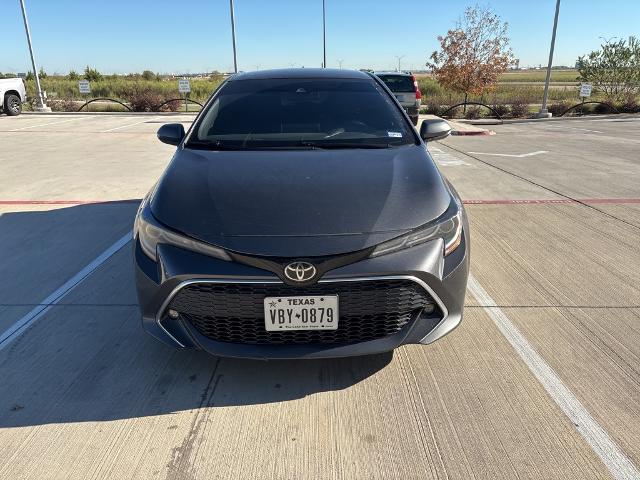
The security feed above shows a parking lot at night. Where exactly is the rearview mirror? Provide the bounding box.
[419,119,451,142]
[157,123,185,146]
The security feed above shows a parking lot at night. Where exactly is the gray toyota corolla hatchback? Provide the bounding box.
[134,68,469,359]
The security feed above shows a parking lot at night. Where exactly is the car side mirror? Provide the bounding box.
[157,123,185,146]
[419,118,451,142]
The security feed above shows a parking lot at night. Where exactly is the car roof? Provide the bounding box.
[374,71,413,76]
[229,68,372,81]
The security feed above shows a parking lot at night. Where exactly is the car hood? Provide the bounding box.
[151,145,451,257]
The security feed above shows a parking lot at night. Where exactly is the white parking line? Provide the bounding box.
[0,232,132,352]
[540,125,603,134]
[467,150,548,158]
[428,146,470,166]
[589,117,640,123]
[101,118,155,132]
[561,126,603,133]
[468,274,640,480]
[8,116,90,131]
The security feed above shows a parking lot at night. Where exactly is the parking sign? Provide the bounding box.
[178,79,191,93]
[78,80,91,94]
[579,83,592,98]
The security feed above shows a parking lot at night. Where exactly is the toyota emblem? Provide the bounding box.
[284,261,317,282]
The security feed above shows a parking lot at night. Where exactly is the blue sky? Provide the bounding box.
[2,0,639,74]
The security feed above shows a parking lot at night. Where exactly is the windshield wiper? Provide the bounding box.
[186,139,246,150]
[186,139,393,150]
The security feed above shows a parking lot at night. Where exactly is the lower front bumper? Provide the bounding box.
[135,229,469,359]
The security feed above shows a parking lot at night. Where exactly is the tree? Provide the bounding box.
[38,67,47,79]
[84,66,103,82]
[26,71,34,81]
[427,5,515,104]
[210,70,224,81]
[68,70,79,80]
[577,36,640,101]
[141,70,156,81]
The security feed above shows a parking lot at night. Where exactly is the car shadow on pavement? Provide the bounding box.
[0,202,392,428]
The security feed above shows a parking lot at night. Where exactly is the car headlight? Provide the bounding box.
[369,204,463,258]
[135,206,231,262]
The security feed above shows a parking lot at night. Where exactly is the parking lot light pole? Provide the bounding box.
[18,0,50,112]
[229,0,238,73]
[537,0,561,118]
[395,55,405,72]
[322,0,327,68]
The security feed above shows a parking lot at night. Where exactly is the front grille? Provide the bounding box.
[167,279,439,345]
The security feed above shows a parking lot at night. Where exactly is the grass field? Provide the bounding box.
[28,69,578,105]
[414,69,579,83]
[19,68,635,116]
[497,69,579,82]
[417,76,584,106]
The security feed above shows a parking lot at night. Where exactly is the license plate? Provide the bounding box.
[264,295,339,331]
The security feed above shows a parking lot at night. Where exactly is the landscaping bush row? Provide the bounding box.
[421,99,531,119]
[42,85,197,112]
[547,96,640,116]
[25,75,640,117]
[422,96,640,119]
[23,77,222,104]
[46,96,184,112]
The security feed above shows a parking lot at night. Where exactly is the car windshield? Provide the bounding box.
[188,77,414,150]
[377,75,415,93]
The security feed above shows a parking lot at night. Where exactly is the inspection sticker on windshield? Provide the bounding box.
[387,131,403,137]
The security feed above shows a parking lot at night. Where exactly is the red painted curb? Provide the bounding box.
[0,199,140,205]
[2,198,638,206]
[464,198,640,205]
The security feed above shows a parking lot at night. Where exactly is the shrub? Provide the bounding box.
[490,103,509,118]
[573,103,594,115]
[556,102,595,116]
[593,101,616,114]
[464,106,482,119]
[616,95,640,113]
[509,98,530,118]
[159,98,182,112]
[67,70,79,80]
[48,98,77,112]
[442,105,462,118]
[210,71,225,82]
[422,100,442,115]
[577,37,640,102]
[548,101,569,116]
[125,85,163,112]
[84,66,103,82]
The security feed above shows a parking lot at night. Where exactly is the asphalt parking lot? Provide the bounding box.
[1,112,639,480]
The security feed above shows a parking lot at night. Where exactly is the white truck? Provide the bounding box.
[1,78,27,116]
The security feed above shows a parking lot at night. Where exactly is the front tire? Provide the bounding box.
[3,94,22,116]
